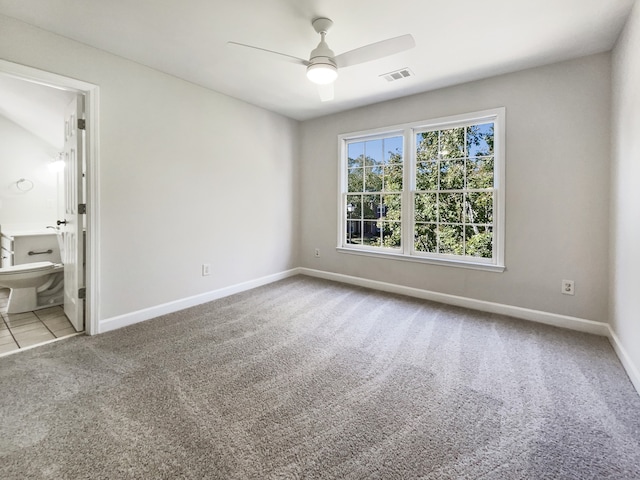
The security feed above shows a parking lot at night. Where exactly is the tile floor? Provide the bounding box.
[0,288,78,355]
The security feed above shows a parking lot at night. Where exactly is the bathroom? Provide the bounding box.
[0,73,83,354]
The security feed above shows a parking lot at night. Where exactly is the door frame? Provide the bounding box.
[0,59,100,335]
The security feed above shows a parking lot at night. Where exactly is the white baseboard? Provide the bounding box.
[607,327,640,394]
[98,268,300,334]
[298,268,610,336]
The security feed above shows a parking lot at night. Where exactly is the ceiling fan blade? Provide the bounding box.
[317,83,334,102]
[334,34,415,68]
[227,41,309,66]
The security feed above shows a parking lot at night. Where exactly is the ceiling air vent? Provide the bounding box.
[380,68,414,82]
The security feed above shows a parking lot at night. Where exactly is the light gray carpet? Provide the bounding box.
[1,276,639,479]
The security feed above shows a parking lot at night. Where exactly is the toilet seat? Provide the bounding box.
[0,261,59,275]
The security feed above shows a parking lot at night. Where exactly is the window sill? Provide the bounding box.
[336,247,505,273]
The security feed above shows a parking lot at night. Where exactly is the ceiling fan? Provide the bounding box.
[229,17,415,102]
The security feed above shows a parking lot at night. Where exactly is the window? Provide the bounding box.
[338,108,505,271]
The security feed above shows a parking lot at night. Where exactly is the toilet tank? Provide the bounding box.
[0,230,62,266]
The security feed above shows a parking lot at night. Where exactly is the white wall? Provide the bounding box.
[0,15,300,321]
[611,2,640,383]
[300,53,611,322]
[0,115,59,228]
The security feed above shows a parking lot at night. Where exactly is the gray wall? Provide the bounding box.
[299,53,611,322]
[0,15,300,321]
[611,2,640,380]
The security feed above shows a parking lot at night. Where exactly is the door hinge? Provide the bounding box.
[78,203,87,214]
[78,287,86,299]
[77,118,86,130]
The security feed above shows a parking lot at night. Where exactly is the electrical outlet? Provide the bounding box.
[314,248,320,257]
[202,264,211,276]
[562,279,574,295]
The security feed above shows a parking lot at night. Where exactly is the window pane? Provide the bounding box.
[416,161,438,191]
[438,225,464,255]
[382,222,401,249]
[362,221,381,246]
[346,220,361,244]
[439,160,465,190]
[415,193,437,222]
[467,123,494,157]
[364,166,383,192]
[382,194,402,221]
[383,164,403,191]
[383,136,403,164]
[467,157,494,189]
[439,193,464,223]
[348,167,363,192]
[465,192,493,224]
[465,226,493,258]
[364,139,383,166]
[440,127,465,159]
[346,195,362,218]
[348,142,364,159]
[348,142,364,167]
[415,224,437,252]
[416,132,439,161]
[363,195,379,219]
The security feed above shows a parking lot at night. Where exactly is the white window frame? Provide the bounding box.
[337,108,505,272]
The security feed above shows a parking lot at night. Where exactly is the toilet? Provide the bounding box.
[0,261,64,313]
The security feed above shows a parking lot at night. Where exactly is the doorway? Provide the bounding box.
[0,59,99,338]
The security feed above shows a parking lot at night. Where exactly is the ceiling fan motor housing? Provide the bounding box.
[309,33,335,63]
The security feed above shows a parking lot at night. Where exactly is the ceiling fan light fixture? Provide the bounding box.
[229,17,414,102]
[306,62,338,85]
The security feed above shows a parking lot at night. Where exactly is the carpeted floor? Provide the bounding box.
[1,276,639,479]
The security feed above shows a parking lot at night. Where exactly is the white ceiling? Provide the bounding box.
[0,0,635,121]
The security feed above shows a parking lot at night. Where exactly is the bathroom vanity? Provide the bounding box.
[0,229,61,268]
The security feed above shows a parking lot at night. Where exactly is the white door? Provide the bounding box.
[61,94,85,332]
